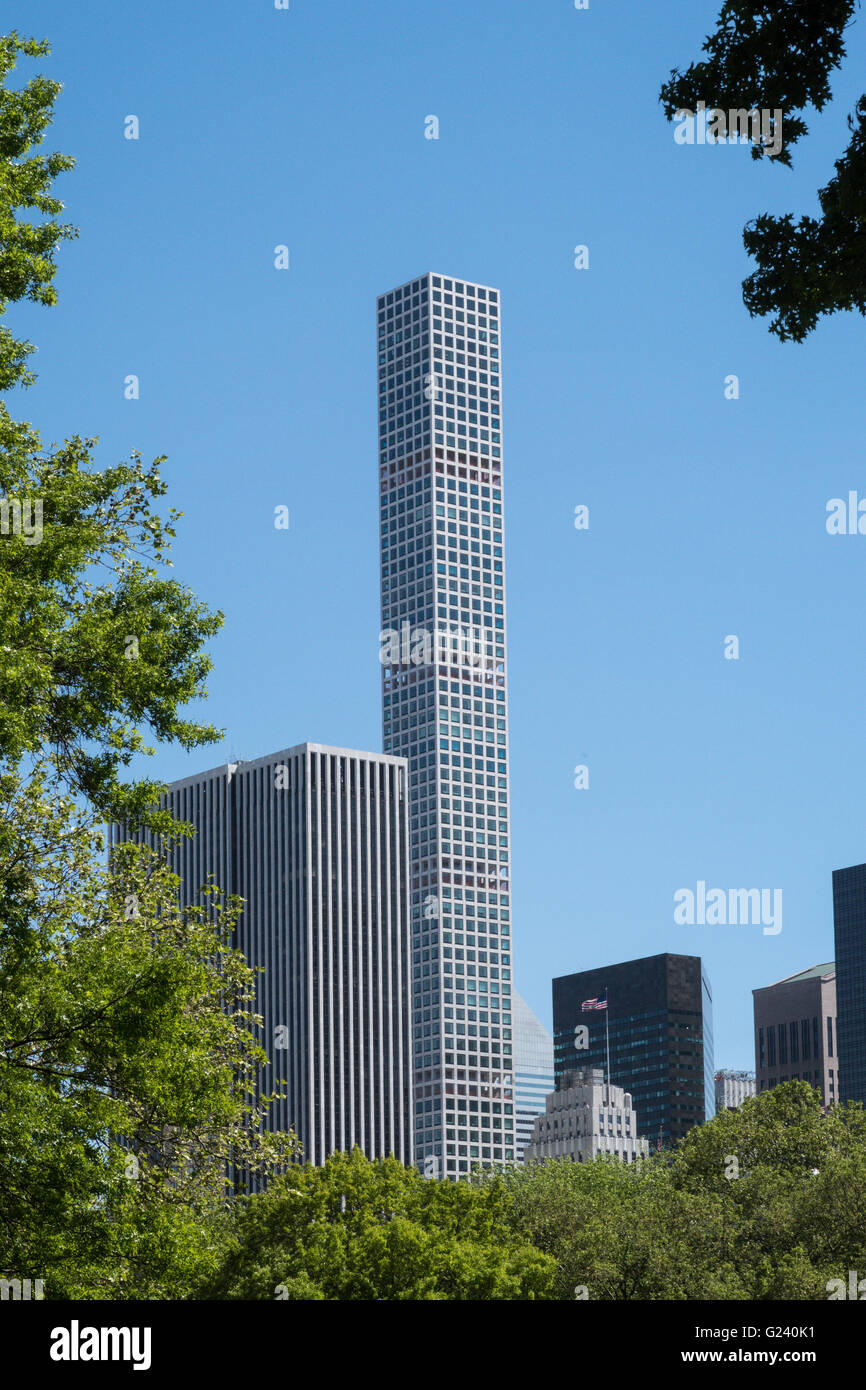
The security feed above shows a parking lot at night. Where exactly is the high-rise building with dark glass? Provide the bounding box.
[111,743,413,1167]
[552,953,714,1149]
[833,862,866,1105]
[377,273,514,1177]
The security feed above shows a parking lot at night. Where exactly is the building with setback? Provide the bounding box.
[753,963,837,1105]
[378,273,514,1177]
[833,863,866,1106]
[714,1069,756,1111]
[110,743,413,1167]
[552,953,714,1149]
[524,1067,648,1164]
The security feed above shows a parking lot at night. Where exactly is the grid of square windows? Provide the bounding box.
[429,274,500,456]
[378,276,514,1176]
[376,273,502,466]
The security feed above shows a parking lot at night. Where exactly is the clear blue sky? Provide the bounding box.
[12,0,866,1070]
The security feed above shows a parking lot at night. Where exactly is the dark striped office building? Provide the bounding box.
[833,862,866,1106]
[111,743,413,1167]
[552,953,714,1149]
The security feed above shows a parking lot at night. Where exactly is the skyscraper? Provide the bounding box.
[833,863,866,1106]
[834,867,866,1106]
[552,953,714,1148]
[377,273,514,1176]
[752,963,837,1105]
[111,743,413,1168]
[512,992,555,1161]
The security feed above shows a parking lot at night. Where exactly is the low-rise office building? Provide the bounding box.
[714,1069,756,1111]
[524,1067,648,1164]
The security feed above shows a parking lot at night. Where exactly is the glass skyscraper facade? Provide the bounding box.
[833,862,866,1105]
[377,272,515,1177]
[702,966,715,1124]
[512,992,555,1162]
[552,953,714,1149]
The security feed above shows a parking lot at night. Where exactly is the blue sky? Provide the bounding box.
[11,0,866,1069]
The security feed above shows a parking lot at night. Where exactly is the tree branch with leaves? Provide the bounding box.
[660,0,865,341]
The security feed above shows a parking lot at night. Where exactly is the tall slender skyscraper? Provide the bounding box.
[377,273,515,1176]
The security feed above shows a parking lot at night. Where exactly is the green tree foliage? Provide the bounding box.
[199,1148,558,1301]
[660,0,865,340]
[671,1080,866,1299]
[0,35,294,1302]
[0,35,221,830]
[487,1083,866,1301]
[483,1156,738,1301]
[741,99,866,342]
[0,417,224,831]
[0,32,76,392]
[0,770,295,1298]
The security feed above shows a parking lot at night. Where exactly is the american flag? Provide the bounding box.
[581,990,607,1012]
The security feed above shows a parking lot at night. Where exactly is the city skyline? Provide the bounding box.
[5,0,866,1336]
[21,0,866,1075]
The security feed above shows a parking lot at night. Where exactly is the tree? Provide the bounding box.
[482,1083,866,1301]
[671,1081,866,1299]
[0,35,295,1301]
[741,99,866,343]
[0,32,76,392]
[0,770,295,1299]
[0,416,224,832]
[485,1156,739,1301]
[660,0,865,341]
[199,1148,557,1300]
[0,34,220,830]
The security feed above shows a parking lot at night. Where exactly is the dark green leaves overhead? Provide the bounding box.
[660,1,865,341]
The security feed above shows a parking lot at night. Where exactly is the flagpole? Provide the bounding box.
[605,986,610,1090]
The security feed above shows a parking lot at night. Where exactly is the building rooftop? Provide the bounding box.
[761,962,835,989]
[160,742,408,792]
